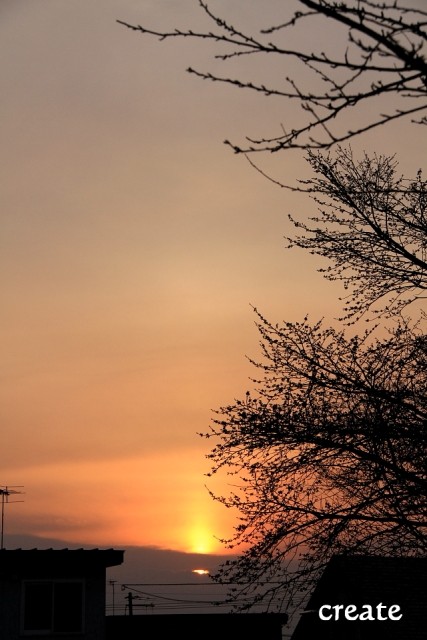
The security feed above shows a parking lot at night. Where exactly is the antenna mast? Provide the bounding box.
[0,486,24,550]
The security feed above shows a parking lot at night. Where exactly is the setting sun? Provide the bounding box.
[187,524,217,554]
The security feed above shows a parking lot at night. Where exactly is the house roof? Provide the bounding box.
[0,548,124,573]
[106,613,288,640]
[291,555,427,640]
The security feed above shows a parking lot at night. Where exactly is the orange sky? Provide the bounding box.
[1,0,425,554]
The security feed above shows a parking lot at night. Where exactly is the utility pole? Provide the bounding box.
[0,486,24,550]
[109,580,116,615]
[126,591,135,616]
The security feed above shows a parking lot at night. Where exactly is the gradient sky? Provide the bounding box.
[1,0,425,553]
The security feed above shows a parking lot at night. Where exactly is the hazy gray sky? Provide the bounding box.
[1,0,424,551]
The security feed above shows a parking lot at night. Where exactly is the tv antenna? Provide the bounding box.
[0,485,24,550]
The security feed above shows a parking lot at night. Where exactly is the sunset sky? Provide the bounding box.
[1,1,425,554]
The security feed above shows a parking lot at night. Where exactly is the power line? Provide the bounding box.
[106,580,289,616]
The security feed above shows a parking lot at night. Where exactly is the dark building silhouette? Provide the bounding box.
[0,548,124,640]
[0,547,288,640]
[291,555,427,640]
[106,612,288,640]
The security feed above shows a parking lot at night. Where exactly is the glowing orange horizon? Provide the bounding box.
[7,453,238,555]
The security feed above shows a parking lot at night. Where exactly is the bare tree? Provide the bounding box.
[119,0,427,620]
[119,1,427,321]
[205,312,427,612]
[205,153,427,617]
[200,152,427,613]
[288,148,427,321]
[118,0,427,153]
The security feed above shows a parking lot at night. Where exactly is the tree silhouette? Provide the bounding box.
[202,154,427,611]
[289,149,427,321]
[120,0,427,618]
[204,311,426,612]
[118,0,427,152]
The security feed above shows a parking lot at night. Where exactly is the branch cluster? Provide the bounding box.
[119,0,427,151]
[205,312,427,609]
[288,148,427,321]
